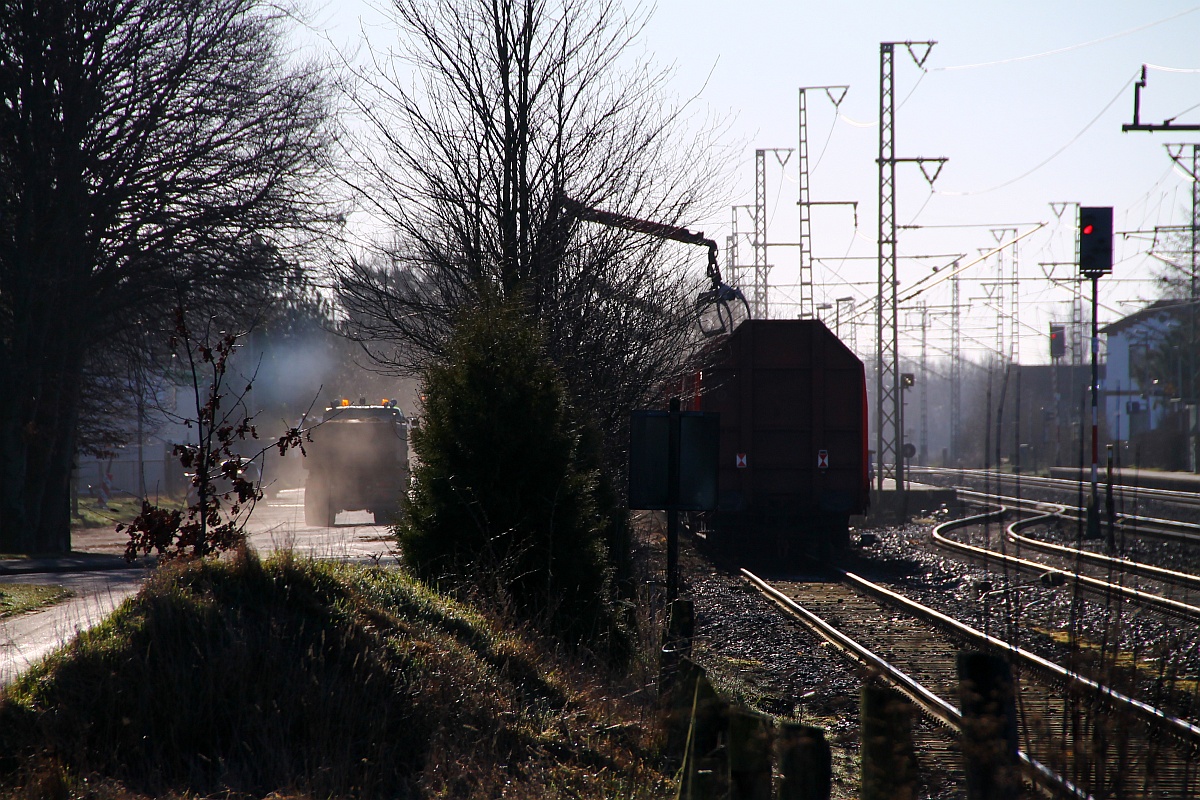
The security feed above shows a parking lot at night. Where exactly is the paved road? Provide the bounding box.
[1,489,399,686]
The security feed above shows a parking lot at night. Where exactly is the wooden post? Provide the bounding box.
[860,683,918,800]
[664,659,726,765]
[957,651,1020,800]
[777,722,832,800]
[660,600,693,695]
[669,659,728,798]
[668,598,695,639]
[727,707,772,800]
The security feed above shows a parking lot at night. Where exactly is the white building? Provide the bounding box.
[1101,300,1187,441]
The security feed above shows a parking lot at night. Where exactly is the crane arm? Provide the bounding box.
[560,197,722,285]
[559,195,749,335]
[561,197,716,250]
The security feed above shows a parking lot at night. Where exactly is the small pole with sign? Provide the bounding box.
[629,400,720,604]
[666,397,681,600]
[1079,206,1112,541]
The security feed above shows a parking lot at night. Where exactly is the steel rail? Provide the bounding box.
[932,504,1200,621]
[911,465,1200,508]
[1005,510,1200,593]
[953,486,1200,545]
[951,487,1200,586]
[921,511,1200,745]
[740,568,960,730]
[741,559,1094,800]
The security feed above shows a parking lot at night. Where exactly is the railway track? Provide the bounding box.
[931,499,1200,624]
[734,509,1200,798]
[911,466,1200,520]
[930,501,1200,719]
[930,478,1200,588]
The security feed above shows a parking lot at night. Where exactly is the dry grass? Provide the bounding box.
[0,550,672,799]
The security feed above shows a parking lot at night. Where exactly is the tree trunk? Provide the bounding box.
[0,302,85,555]
[0,389,34,554]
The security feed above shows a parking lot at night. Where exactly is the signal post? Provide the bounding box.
[1079,206,1113,541]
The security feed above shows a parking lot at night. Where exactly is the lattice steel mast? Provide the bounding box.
[950,266,962,463]
[797,94,814,320]
[751,149,793,319]
[797,86,851,320]
[875,40,945,494]
[754,151,769,318]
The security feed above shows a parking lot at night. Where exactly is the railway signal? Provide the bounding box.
[1078,205,1113,541]
[1078,206,1113,277]
[1049,324,1065,360]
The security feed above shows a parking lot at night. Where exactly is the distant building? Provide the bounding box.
[1101,299,1186,440]
[998,362,1096,472]
[1101,298,1196,470]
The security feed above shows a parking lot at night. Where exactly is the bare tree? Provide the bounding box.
[0,0,337,554]
[335,0,729,444]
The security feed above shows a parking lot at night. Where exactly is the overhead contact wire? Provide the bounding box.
[938,75,1136,196]
[934,7,1200,71]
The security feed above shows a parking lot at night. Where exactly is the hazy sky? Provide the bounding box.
[311,0,1200,365]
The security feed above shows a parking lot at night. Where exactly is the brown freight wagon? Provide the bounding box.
[695,319,870,561]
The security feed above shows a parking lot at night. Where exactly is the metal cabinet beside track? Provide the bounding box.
[695,319,870,560]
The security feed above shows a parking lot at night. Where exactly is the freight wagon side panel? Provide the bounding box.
[699,319,868,560]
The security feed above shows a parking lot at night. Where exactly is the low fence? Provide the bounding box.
[659,600,1023,800]
[74,446,188,501]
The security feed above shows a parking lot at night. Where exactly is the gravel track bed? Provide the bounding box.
[681,540,964,800]
[678,515,1200,798]
[944,523,1200,698]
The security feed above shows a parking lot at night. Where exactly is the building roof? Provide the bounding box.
[1101,298,1193,336]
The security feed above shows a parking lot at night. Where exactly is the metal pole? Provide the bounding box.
[876,43,897,494]
[951,269,961,463]
[1191,144,1198,471]
[667,396,680,602]
[1087,275,1101,539]
[754,151,769,319]
[798,89,815,320]
[919,303,928,466]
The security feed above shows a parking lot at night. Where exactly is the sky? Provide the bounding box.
[310,0,1200,367]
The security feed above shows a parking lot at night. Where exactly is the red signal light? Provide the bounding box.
[1082,224,1094,235]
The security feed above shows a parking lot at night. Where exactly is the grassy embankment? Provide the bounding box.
[0,550,670,799]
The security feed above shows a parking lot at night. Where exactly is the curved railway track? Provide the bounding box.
[911,465,1200,521]
[931,500,1200,623]
[734,509,1200,798]
[935,476,1200,550]
[927,480,1200,594]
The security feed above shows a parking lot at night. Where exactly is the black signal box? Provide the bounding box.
[1049,324,1065,360]
[1079,206,1113,277]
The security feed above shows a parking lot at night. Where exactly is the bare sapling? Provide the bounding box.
[120,307,309,561]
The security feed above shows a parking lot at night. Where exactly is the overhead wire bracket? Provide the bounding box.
[904,41,936,69]
[1123,64,1200,132]
[1166,144,1200,181]
[824,86,849,107]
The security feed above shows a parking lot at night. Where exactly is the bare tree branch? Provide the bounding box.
[0,0,338,553]
[334,0,731,464]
